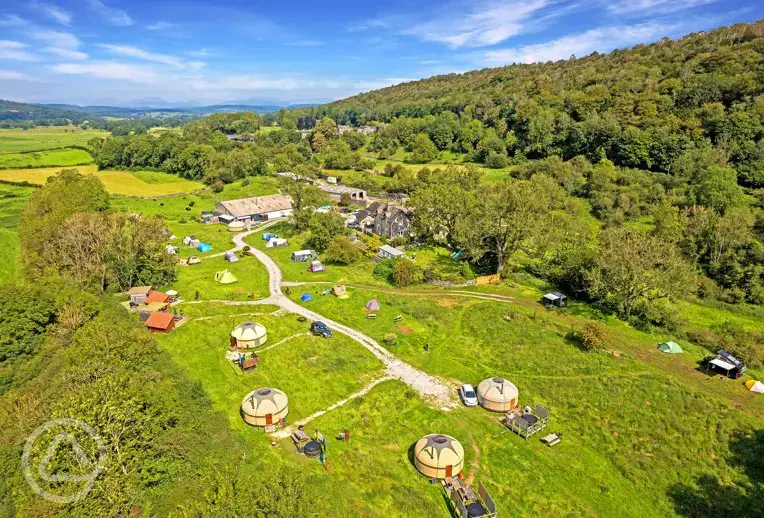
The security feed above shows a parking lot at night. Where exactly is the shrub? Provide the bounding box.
[373,259,395,284]
[241,177,250,186]
[339,192,351,206]
[211,180,225,193]
[384,333,398,346]
[324,235,361,265]
[393,259,424,287]
[576,321,611,351]
[194,290,200,300]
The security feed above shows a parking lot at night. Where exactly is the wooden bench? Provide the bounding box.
[365,314,377,319]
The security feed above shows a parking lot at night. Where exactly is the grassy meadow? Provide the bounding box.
[0,148,93,169]
[0,126,107,153]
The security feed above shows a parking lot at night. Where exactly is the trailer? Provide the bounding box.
[442,476,497,518]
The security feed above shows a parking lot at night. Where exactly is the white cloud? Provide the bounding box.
[0,40,40,61]
[483,22,673,64]
[27,29,80,49]
[87,0,132,26]
[286,40,324,47]
[146,21,175,31]
[99,44,199,69]
[186,48,219,58]
[43,47,88,60]
[608,0,717,15]
[52,61,161,83]
[31,2,72,26]
[0,70,37,81]
[0,14,28,27]
[404,0,550,48]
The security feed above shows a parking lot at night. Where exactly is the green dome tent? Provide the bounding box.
[658,341,683,354]
[215,269,238,284]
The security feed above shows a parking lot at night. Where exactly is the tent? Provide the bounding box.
[197,242,212,252]
[658,341,683,354]
[365,299,380,311]
[477,377,519,412]
[224,251,239,262]
[308,260,325,273]
[745,380,764,393]
[188,255,201,265]
[300,293,314,302]
[291,250,316,262]
[267,237,288,248]
[413,434,465,479]
[215,269,238,284]
[228,220,246,232]
[332,285,349,299]
[262,232,277,241]
[241,388,288,427]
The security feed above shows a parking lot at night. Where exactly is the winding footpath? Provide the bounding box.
[225,225,457,410]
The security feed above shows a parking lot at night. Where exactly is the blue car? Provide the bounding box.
[310,321,332,338]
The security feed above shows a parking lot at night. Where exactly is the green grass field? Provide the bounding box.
[0,228,19,283]
[0,127,107,153]
[0,148,93,169]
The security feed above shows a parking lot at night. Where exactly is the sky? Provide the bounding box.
[0,0,762,107]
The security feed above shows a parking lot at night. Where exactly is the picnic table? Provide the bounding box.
[291,428,310,451]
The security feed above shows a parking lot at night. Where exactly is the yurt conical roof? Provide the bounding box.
[413,434,465,479]
[232,321,267,341]
[477,377,519,412]
[241,388,288,419]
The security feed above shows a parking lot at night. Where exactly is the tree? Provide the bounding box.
[324,235,361,264]
[586,227,695,321]
[392,259,424,287]
[20,170,110,280]
[691,165,744,213]
[341,131,366,151]
[306,212,345,252]
[278,170,328,230]
[408,133,439,163]
[0,285,56,365]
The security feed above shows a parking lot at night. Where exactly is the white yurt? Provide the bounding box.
[241,388,288,426]
[228,220,246,232]
[230,321,267,349]
[413,434,465,479]
[477,377,519,412]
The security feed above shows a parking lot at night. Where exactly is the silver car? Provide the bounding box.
[459,384,478,407]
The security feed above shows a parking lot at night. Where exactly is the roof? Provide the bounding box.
[128,286,152,295]
[144,312,174,330]
[292,249,314,256]
[216,194,293,218]
[379,244,405,256]
[145,291,170,304]
[143,301,169,313]
[709,358,736,371]
[318,184,366,195]
[543,292,566,300]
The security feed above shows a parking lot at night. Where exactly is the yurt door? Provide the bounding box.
[265,414,273,425]
[445,465,453,478]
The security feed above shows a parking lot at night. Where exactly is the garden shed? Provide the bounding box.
[231,321,268,349]
[128,286,152,305]
[414,434,465,479]
[144,290,170,306]
[477,377,519,412]
[542,292,567,307]
[144,312,175,334]
[241,388,289,427]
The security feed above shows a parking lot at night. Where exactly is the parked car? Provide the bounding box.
[701,349,746,378]
[310,321,332,338]
[458,384,478,407]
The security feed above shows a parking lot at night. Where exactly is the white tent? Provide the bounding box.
[746,380,764,393]
[267,237,288,248]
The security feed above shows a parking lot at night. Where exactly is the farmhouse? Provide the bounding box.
[318,184,366,202]
[215,194,293,222]
[364,202,413,239]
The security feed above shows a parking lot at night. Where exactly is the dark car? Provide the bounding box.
[701,349,746,378]
[310,321,332,338]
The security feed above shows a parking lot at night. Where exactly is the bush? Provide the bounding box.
[324,235,361,265]
[576,321,611,351]
[339,192,351,206]
[384,333,398,346]
[373,259,395,284]
[211,180,225,193]
[393,259,424,287]
[241,177,250,186]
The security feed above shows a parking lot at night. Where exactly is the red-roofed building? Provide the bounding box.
[144,291,171,306]
[144,312,175,333]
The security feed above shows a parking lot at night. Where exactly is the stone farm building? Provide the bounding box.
[358,202,413,239]
[215,194,293,222]
[319,184,367,203]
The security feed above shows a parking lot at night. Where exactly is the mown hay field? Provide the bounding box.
[0,166,204,196]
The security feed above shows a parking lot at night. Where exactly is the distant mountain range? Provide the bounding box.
[0,99,319,123]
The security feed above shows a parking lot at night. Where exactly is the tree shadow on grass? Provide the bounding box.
[667,429,764,517]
